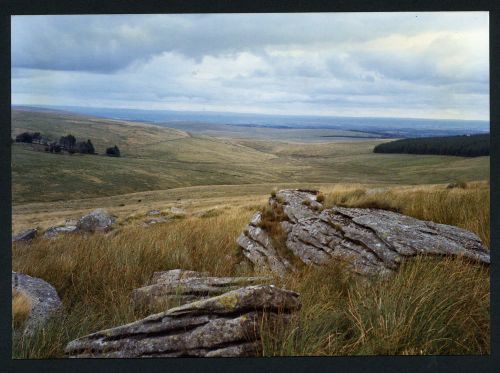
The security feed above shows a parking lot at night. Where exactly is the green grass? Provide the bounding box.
[12,110,489,204]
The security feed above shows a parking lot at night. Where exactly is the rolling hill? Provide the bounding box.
[11,108,490,204]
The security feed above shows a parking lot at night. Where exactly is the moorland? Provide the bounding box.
[11,107,490,357]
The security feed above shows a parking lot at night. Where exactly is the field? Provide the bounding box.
[12,109,489,205]
[11,109,490,357]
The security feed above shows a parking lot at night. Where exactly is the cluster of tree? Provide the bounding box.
[45,136,96,155]
[16,131,120,157]
[373,134,489,157]
[15,132,45,144]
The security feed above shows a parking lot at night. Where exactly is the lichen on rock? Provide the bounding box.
[237,189,489,276]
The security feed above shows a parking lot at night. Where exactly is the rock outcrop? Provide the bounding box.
[44,209,116,238]
[236,213,293,277]
[76,208,116,232]
[12,228,37,242]
[66,285,300,357]
[237,189,490,276]
[131,269,270,309]
[12,271,62,336]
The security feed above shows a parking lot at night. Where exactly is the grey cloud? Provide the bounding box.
[12,13,487,72]
[11,13,489,120]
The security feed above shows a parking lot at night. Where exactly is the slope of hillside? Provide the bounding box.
[11,109,490,204]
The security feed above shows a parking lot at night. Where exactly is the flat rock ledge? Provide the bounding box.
[12,271,62,336]
[44,209,116,238]
[237,189,490,277]
[131,269,270,309]
[65,285,300,358]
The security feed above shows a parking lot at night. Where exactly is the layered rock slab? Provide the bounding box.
[65,285,300,357]
[237,189,489,276]
[131,269,270,309]
[12,271,62,336]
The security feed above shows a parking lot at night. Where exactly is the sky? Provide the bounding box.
[11,12,489,120]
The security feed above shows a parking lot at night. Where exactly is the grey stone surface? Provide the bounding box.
[44,209,116,238]
[131,269,270,309]
[237,212,292,277]
[12,228,37,242]
[237,189,489,276]
[143,217,168,226]
[66,285,300,357]
[12,271,62,336]
[44,224,78,238]
[170,207,186,215]
[76,208,116,232]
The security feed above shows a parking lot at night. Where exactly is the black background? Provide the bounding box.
[0,1,498,372]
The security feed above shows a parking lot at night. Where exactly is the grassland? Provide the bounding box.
[12,182,490,357]
[12,109,489,204]
[11,109,490,357]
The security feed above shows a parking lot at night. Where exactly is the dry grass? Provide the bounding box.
[12,289,32,330]
[12,181,490,357]
[322,181,490,246]
[262,256,489,356]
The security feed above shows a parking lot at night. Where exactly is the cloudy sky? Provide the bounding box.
[11,12,489,120]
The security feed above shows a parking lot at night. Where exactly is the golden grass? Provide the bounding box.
[12,289,32,330]
[12,182,490,357]
[322,181,490,246]
[263,256,489,356]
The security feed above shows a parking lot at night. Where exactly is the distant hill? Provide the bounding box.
[373,134,490,157]
[13,104,489,140]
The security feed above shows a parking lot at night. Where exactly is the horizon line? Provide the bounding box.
[11,103,490,123]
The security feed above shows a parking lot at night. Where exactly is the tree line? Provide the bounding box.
[15,131,120,157]
[373,134,489,157]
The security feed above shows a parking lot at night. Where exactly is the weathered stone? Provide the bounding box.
[77,208,116,232]
[147,209,161,216]
[43,209,117,238]
[170,207,186,215]
[65,285,300,358]
[143,217,168,226]
[12,271,62,336]
[12,228,37,242]
[131,269,270,309]
[237,212,292,276]
[237,189,489,276]
[44,224,78,238]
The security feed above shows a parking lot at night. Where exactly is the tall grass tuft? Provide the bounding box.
[262,257,489,356]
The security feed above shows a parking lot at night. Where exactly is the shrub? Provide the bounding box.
[106,145,121,157]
